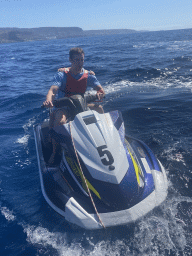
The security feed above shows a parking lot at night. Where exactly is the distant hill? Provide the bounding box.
[0,27,83,43]
[84,29,136,36]
[0,27,137,44]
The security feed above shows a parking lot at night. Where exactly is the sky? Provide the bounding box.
[1,0,192,31]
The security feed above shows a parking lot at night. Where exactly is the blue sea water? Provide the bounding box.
[0,29,192,256]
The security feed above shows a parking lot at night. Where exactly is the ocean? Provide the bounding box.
[0,28,192,256]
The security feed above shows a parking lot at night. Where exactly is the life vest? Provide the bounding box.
[61,68,88,97]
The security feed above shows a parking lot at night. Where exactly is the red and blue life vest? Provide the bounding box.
[62,68,88,97]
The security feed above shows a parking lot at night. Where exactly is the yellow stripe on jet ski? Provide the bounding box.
[66,156,101,199]
[73,161,101,200]
[85,179,101,199]
[127,148,141,186]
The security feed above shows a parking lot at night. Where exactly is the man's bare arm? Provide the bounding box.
[43,85,59,107]
[94,84,105,100]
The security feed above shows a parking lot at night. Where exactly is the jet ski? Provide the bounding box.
[33,94,168,229]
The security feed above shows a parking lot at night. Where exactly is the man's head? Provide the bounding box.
[69,47,84,70]
[69,47,84,60]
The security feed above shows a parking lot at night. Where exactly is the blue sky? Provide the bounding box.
[1,0,192,31]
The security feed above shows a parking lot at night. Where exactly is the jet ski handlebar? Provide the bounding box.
[53,94,98,108]
[42,94,99,117]
[55,94,99,116]
[41,94,98,109]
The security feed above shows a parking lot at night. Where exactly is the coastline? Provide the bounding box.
[0,27,137,44]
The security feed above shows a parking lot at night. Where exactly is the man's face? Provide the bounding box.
[70,53,84,69]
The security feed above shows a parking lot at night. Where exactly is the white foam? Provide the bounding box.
[130,193,192,255]
[23,224,129,256]
[16,135,30,145]
[1,206,16,221]
[88,74,192,101]
[23,225,83,256]
[162,142,186,165]
[15,158,31,167]
[1,193,191,256]
[16,117,37,146]
[23,118,36,132]
[22,208,188,256]
[103,78,192,97]
[133,40,192,52]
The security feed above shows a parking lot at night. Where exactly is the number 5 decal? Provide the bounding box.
[97,145,114,166]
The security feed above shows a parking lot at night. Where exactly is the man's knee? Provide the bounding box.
[95,105,104,114]
[88,104,104,114]
[54,109,67,127]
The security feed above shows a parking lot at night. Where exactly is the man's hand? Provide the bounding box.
[96,89,105,100]
[42,100,54,108]
[58,68,66,72]
[43,85,59,108]
[89,70,95,76]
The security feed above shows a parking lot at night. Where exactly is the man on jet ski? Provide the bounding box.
[42,47,105,164]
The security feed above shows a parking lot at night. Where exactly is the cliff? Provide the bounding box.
[0,27,83,43]
[0,27,137,44]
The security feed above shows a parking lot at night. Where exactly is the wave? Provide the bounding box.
[100,77,192,98]
[0,127,24,135]
[0,93,44,109]
[1,192,192,256]
[117,67,162,80]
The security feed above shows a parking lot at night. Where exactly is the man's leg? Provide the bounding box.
[48,109,68,164]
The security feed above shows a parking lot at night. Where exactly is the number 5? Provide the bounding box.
[97,145,114,166]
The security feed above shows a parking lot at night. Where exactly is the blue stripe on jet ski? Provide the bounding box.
[114,116,123,130]
[113,111,123,130]
[109,110,125,144]
[109,110,119,124]
[136,139,162,172]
